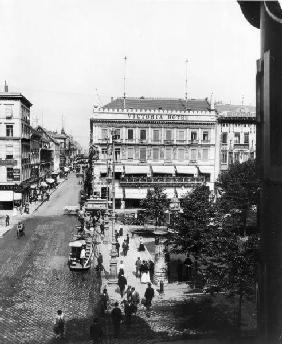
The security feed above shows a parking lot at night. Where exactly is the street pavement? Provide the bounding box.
[0,173,101,344]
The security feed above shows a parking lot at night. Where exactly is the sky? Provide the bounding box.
[0,0,260,149]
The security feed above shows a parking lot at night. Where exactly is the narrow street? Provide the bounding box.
[0,174,100,344]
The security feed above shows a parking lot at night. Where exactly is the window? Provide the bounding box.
[244,133,249,144]
[7,167,13,180]
[165,148,172,161]
[234,152,240,162]
[229,152,233,164]
[101,148,108,159]
[178,148,185,161]
[221,151,227,164]
[178,130,185,141]
[165,130,172,141]
[140,147,147,161]
[101,129,108,140]
[140,129,146,141]
[202,149,209,161]
[250,151,255,160]
[128,148,134,160]
[191,131,197,141]
[234,132,240,144]
[221,132,227,144]
[114,148,120,161]
[5,105,13,119]
[152,148,159,161]
[6,145,13,159]
[128,129,134,140]
[114,129,120,140]
[191,149,197,161]
[202,131,209,142]
[153,130,160,142]
[6,125,13,137]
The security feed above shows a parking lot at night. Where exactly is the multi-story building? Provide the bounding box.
[216,104,256,171]
[90,97,218,210]
[0,88,32,209]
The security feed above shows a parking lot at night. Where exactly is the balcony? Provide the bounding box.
[188,139,199,144]
[233,143,249,149]
[119,176,205,187]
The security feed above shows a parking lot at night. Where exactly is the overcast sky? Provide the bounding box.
[0,0,260,149]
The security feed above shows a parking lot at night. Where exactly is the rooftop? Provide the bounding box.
[103,97,212,112]
[0,92,32,108]
[216,103,255,119]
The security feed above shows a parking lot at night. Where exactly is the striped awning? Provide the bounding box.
[176,165,197,175]
[124,188,148,199]
[151,165,174,174]
[124,165,149,175]
[0,191,13,202]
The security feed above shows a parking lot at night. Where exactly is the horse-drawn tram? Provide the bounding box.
[68,235,94,271]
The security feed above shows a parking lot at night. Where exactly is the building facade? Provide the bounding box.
[90,97,218,210]
[216,104,256,171]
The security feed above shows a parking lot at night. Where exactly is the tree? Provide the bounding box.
[215,159,258,235]
[170,185,213,286]
[140,186,170,226]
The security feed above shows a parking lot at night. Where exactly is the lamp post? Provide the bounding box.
[108,129,119,282]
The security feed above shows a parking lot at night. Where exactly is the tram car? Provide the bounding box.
[68,236,94,271]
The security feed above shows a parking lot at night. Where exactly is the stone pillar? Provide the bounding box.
[153,231,168,285]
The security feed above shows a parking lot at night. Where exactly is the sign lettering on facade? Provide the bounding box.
[0,159,17,166]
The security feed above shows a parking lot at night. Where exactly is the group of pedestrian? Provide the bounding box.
[135,258,155,283]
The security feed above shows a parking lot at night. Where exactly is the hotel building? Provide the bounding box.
[90,97,219,209]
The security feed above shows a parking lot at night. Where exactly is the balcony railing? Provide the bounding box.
[120,176,205,187]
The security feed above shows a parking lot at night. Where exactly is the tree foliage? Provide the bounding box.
[140,186,170,226]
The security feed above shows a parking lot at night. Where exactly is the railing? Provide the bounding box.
[120,176,205,186]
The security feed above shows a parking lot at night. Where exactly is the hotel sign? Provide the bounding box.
[0,159,17,166]
[128,113,189,121]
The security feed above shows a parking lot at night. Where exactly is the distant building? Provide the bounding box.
[90,97,218,210]
[216,104,256,171]
[0,87,32,209]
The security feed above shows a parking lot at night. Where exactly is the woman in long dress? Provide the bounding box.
[141,261,151,283]
[138,238,145,252]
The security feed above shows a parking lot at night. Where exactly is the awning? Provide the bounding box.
[124,165,149,175]
[164,188,175,198]
[114,165,124,173]
[114,188,124,198]
[176,165,197,175]
[124,188,148,199]
[198,166,213,174]
[46,178,55,184]
[0,191,13,202]
[14,193,22,200]
[40,182,48,187]
[69,240,86,248]
[151,165,174,174]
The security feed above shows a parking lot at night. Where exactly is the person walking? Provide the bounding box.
[118,273,127,298]
[5,214,9,226]
[80,245,86,267]
[135,257,141,278]
[101,287,109,313]
[122,300,132,329]
[90,318,103,344]
[126,285,132,302]
[126,233,130,245]
[116,241,120,257]
[144,283,155,317]
[97,253,103,266]
[111,302,122,338]
[122,240,128,257]
[100,222,104,235]
[53,310,65,339]
[148,259,155,282]
[131,287,140,314]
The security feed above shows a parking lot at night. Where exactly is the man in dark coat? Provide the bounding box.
[90,318,103,344]
[116,241,120,257]
[144,282,155,310]
[111,302,122,338]
[118,273,127,298]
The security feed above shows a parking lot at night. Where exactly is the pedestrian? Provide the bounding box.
[135,257,141,278]
[126,285,132,302]
[100,222,105,235]
[148,259,155,281]
[116,241,120,257]
[138,237,145,251]
[144,282,155,317]
[80,245,86,267]
[115,230,119,242]
[90,318,103,344]
[118,273,127,298]
[97,253,103,266]
[122,240,128,257]
[122,299,132,329]
[102,287,109,312]
[131,287,140,314]
[111,302,122,338]
[126,233,129,245]
[53,309,65,339]
[5,214,9,226]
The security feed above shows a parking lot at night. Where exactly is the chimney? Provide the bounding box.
[4,80,8,92]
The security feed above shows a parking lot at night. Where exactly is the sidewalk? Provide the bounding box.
[0,178,66,238]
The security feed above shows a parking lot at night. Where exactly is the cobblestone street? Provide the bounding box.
[0,174,100,344]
